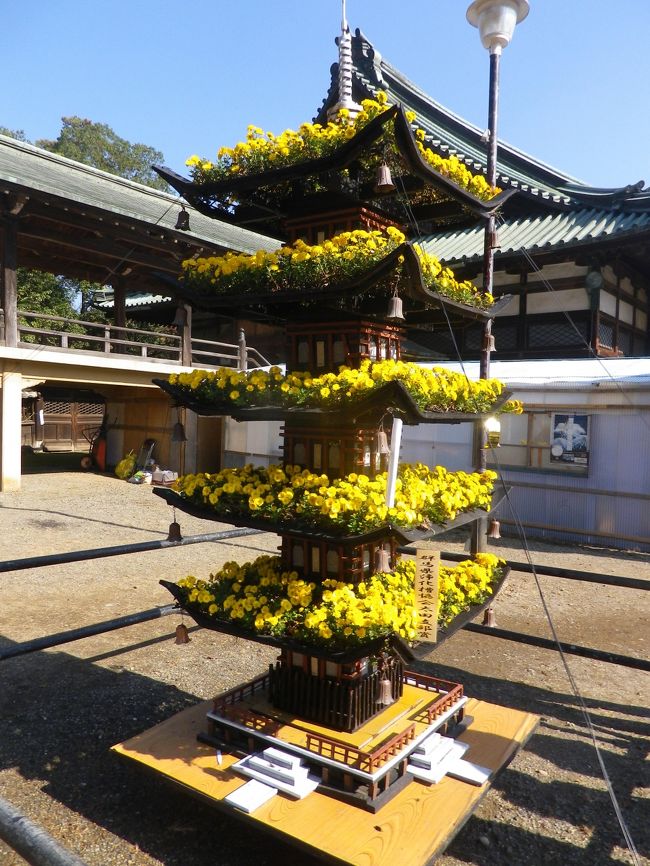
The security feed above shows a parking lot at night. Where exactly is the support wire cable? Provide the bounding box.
[391,181,641,861]
[489,444,641,864]
[393,172,472,381]
[377,165,640,857]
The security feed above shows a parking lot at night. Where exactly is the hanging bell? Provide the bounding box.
[484,333,496,353]
[172,421,187,443]
[387,292,405,321]
[375,162,396,193]
[175,622,191,644]
[378,677,394,706]
[168,520,182,542]
[374,546,391,572]
[377,429,390,454]
[174,206,190,231]
[487,518,501,539]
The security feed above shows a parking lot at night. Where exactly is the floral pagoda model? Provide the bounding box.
[152,80,522,809]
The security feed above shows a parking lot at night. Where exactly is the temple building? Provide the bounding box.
[314,28,649,361]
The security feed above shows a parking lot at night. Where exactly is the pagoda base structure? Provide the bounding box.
[202,666,463,811]
[113,681,538,866]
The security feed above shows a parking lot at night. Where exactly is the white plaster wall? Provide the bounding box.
[527,288,589,314]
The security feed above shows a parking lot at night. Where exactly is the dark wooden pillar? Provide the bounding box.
[517,270,527,357]
[113,276,127,329]
[0,215,18,347]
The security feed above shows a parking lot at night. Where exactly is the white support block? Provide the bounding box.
[410,735,467,770]
[262,747,303,770]
[408,741,470,785]
[446,757,492,786]
[225,779,278,813]
[234,755,320,799]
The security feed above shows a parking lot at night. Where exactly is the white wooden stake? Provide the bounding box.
[385,417,403,508]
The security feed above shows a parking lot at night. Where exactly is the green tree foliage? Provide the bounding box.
[4,117,169,329]
[0,126,28,141]
[17,269,78,317]
[36,116,168,191]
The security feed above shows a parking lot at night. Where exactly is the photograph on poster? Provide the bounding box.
[550,413,590,466]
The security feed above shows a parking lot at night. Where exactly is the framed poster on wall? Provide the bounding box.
[550,413,590,466]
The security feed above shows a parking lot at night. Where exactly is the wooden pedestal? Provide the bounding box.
[112,697,538,866]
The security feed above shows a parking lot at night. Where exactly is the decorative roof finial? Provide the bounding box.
[327,0,361,121]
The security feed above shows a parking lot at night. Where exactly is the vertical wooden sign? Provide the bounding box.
[415,547,440,643]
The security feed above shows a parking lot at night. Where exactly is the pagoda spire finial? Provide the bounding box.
[327,0,361,121]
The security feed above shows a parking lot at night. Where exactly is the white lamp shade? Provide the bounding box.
[467,0,529,53]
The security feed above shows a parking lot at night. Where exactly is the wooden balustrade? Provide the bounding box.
[13,309,272,369]
[305,722,416,773]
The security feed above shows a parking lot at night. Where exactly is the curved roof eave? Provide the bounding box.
[318,30,650,213]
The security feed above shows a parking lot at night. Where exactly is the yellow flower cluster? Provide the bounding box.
[437,553,504,625]
[173,462,496,534]
[415,141,499,202]
[168,358,523,416]
[182,225,403,291]
[185,92,499,202]
[181,226,493,310]
[173,551,504,649]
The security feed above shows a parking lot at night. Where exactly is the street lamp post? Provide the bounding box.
[467,0,529,554]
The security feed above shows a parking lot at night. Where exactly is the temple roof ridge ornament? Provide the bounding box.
[327,0,362,121]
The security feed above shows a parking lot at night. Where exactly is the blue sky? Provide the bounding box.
[3,0,648,188]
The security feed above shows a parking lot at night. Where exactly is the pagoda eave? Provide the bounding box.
[152,485,506,547]
[154,106,515,228]
[153,378,513,426]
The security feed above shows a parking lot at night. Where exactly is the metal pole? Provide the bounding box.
[472,48,500,555]
[0,795,90,866]
[438,551,650,591]
[0,605,179,661]
[0,526,264,574]
[462,622,650,672]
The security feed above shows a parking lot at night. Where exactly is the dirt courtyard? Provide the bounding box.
[0,460,648,866]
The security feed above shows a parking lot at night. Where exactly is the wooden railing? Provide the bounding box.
[212,673,271,715]
[305,722,417,773]
[11,310,271,369]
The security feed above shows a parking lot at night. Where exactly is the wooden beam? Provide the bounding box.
[18,226,182,274]
[0,215,18,346]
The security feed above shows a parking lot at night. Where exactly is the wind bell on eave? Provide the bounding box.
[327,0,361,121]
[387,285,405,321]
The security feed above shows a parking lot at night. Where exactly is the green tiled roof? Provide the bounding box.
[0,134,279,255]
[420,208,650,265]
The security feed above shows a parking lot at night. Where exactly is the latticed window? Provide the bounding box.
[598,322,614,349]
[491,322,518,351]
[617,330,632,355]
[528,319,587,348]
[464,325,483,351]
[43,400,70,415]
[77,401,104,416]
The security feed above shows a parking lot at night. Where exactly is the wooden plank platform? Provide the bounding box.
[112,697,538,866]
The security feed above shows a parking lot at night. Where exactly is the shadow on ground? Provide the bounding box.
[0,637,322,866]
[21,449,93,475]
[1,639,647,866]
[414,660,649,866]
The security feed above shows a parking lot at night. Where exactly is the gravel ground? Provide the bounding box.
[0,456,648,866]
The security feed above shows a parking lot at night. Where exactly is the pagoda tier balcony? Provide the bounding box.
[280,536,398,585]
[287,318,403,374]
[281,421,391,482]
